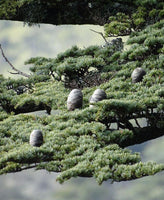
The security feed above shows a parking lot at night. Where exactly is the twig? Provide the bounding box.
[49,67,55,79]
[8,71,19,75]
[109,71,117,81]
[134,118,141,128]
[90,29,109,45]
[0,44,30,78]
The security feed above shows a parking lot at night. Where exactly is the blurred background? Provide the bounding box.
[0,20,164,200]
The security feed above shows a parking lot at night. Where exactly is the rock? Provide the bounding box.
[89,89,107,107]
[30,130,43,147]
[67,89,83,111]
[131,68,146,83]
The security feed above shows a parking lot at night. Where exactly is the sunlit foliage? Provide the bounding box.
[0,0,164,184]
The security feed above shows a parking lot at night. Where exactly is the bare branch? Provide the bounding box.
[134,118,141,128]
[0,44,30,78]
[8,71,19,75]
[90,29,109,44]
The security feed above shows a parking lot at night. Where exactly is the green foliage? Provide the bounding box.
[0,0,164,185]
[0,0,48,25]
[104,13,131,37]
[0,0,18,19]
[0,0,163,27]
[0,112,163,184]
[104,0,164,36]
[25,42,123,88]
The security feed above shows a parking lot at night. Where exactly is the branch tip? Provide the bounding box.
[0,44,30,78]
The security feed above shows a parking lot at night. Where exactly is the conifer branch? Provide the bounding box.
[0,13,163,184]
[0,44,30,78]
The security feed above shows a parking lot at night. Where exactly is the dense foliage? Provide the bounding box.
[0,0,164,184]
[0,0,164,26]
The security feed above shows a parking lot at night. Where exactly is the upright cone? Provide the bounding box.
[89,89,107,107]
[30,130,43,147]
[131,68,146,83]
[67,89,83,111]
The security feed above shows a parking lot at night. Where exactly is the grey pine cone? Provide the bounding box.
[90,89,107,107]
[131,68,146,83]
[67,89,83,111]
[30,130,43,147]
